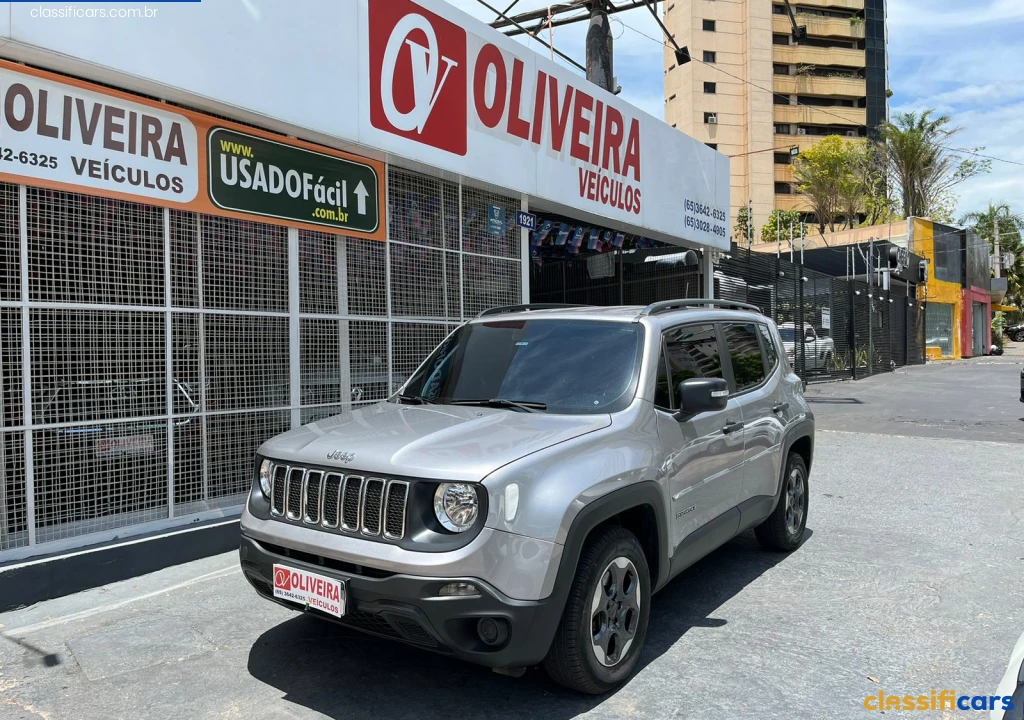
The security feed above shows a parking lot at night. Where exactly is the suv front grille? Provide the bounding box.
[267,462,408,541]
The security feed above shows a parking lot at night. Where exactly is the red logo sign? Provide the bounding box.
[274,567,292,590]
[369,0,467,156]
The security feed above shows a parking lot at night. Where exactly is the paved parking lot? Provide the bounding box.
[1,355,1022,720]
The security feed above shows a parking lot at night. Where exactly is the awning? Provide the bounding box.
[993,304,1019,312]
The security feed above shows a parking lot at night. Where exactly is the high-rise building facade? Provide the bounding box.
[664,0,887,235]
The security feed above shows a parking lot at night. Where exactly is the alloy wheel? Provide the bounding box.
[590,557,641,667]
[785,466,806,537]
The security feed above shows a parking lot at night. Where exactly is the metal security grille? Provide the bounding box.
[0,165,523,560]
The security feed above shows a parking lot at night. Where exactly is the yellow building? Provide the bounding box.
[663,0,888,232]
[912,219,962,360]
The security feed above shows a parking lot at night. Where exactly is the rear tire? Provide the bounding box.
[755,452,809,551]
[543,526,651,694]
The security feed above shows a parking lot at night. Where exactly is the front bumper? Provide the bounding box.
[239,534,564,668]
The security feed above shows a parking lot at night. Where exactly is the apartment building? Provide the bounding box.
[664,0,887,232]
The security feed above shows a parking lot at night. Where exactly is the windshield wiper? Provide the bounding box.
[451,398,547,413]
[397,394,437,405]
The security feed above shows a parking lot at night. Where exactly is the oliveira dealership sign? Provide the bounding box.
[0,60,385,240]
[364,0,730,248]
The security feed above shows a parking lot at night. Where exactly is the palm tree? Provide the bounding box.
[960,203,1024,316]
[881,111,989,218]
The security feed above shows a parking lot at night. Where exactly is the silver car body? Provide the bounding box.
[240,304,814,666]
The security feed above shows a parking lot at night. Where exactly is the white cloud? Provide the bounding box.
[889,0,1024,217]
[890,0,1024,32]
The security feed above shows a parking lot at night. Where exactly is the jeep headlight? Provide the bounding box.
[258,458,272,499]
[433,483,478,533]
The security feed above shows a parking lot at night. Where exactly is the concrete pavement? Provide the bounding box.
[805,344,1024,444]
[1,360,1022,719]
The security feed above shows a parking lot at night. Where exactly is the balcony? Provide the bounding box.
[774,44,865,69]
[774,104,867,126]
[774,74,866,98]
[775,164,795,183]
[775,194,811,213]
[774,133,863,155]
[773,15,866,39]
[791,0,865,10]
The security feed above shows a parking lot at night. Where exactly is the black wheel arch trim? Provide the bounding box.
[771,418,814,515]
[554,482,670,601]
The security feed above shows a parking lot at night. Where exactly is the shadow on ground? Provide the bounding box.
[806,397,864,405]
[247,529,805,718]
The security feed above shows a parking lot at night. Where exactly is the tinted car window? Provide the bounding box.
[757,324,779,372]
[663,325,723,393]
[401,319,644,414]
[723,323,767,391]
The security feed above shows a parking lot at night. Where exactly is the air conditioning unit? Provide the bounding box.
[707,115,718,124]
[846,130,857,137]
[796,128,807,136]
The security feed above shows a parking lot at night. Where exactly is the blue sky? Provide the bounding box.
[448,0,1024,221]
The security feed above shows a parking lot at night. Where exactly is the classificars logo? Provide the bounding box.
[368,0,467,155]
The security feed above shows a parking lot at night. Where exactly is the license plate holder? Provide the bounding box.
[272,563,346,617]
[95,434,155,458]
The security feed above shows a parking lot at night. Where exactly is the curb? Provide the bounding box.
[0,519,240,613]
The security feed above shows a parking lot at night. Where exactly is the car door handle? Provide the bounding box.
[772,403,790,414]
[722,420,744,435]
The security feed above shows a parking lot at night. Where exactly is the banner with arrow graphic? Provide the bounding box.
[0,59,386,241]
[207,127,382,237]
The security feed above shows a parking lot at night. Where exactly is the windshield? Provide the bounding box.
[779,328,796,341]
[400,319,644,414]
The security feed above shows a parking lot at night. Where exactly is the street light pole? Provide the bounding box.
[586,2,614,93]
[994,219,1001,279]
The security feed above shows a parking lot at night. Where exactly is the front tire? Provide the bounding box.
[754,452,809,551]
[543,526,651,694]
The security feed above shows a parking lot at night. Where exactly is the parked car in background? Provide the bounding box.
[778,323,834,371]
[990,628,1024,719]
[1006,322,1024,344]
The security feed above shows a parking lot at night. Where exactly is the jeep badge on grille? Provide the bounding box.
[326,450,356,463]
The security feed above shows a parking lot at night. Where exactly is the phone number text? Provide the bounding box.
[0,147,59,169]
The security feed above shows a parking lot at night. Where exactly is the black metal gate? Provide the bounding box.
[531,243,925,383]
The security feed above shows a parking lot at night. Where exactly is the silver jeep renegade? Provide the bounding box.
[239,300,814,694]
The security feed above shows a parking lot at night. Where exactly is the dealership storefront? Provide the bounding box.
[0,0,728,561]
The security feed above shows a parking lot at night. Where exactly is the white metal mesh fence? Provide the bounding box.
[0,167,522,559]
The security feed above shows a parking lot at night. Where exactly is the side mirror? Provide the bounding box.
[676,378,729,420]
[805,332,815,342]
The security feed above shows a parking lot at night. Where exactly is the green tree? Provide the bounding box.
[761,209,803,243]
[880,110,990,218]
[734,206,753,244]
[840,141,895,228]
[793,135,857,234]
[960,203,1024,311]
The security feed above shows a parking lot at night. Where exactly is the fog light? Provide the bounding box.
[439,582,479,597]
[477,617,510,647]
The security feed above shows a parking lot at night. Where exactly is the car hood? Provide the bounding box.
[258,402,611,482]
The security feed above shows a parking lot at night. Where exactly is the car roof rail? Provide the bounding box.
[476,303,592,318]
[639,299,763,316]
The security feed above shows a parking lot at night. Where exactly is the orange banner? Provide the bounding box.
[0,59,386,241]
